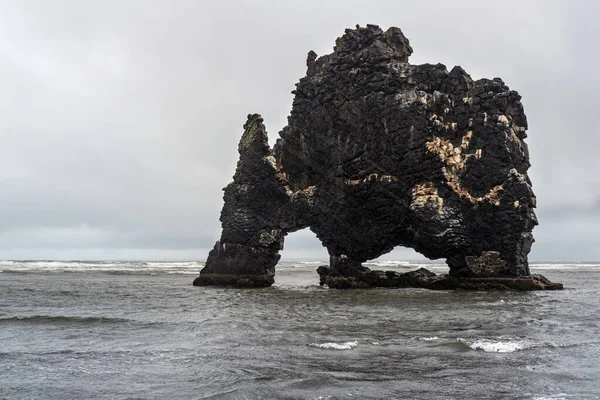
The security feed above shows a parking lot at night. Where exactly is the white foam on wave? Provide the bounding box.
[365,260,411,266]
[419,336,440,341]
[530,262,600,270]
[309,341,358,350]
[458,338,534,353]
[166,270,199,275]
[295,261,327,265]
[145,261,202,267]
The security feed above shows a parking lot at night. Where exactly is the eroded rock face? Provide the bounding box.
[194,24,560,290]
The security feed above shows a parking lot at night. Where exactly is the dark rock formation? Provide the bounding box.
[317,266,563,291]
[193,24,562,290]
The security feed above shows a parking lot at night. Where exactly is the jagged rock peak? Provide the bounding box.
[334,24,412,59]
[238,113,267,153]
[306,24,413,77]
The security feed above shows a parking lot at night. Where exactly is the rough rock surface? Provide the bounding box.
[193,24,562,290]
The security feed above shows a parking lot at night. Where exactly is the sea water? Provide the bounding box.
[1,261,599,399]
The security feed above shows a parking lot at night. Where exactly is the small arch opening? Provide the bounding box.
[275,228,328,286]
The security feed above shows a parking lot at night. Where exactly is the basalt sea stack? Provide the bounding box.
[194,24,562,290]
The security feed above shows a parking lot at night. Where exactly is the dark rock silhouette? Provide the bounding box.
[194,24,562,290]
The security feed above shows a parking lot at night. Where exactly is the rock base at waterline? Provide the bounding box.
[192,268,563,290]
[193,274,274,288]
[317,267,564,291]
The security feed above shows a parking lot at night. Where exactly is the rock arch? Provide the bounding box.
[194,25,561,290]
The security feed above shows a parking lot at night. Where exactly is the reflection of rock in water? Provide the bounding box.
[194,24,562,290]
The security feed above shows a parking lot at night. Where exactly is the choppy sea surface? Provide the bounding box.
[1,260,599,399]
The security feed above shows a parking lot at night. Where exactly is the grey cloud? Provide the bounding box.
[0,0,597,260]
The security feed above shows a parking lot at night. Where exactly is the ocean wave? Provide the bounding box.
[427,337,590,353]
[456,338,534,353]
[309,341,358,350]
[364,260,421,269]
[0,260,203,275]
[295,261,328,265]
[530,262,600,269]
[166,270,199,275]
[366,260,412,266]
[419,336,440,341]
[0,315,130,325]
[0,269,38,274]
[144,261,202,267]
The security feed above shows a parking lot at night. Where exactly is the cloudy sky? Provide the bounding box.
[0,0,598,261]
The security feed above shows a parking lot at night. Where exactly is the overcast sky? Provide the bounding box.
[0,0,598,261]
